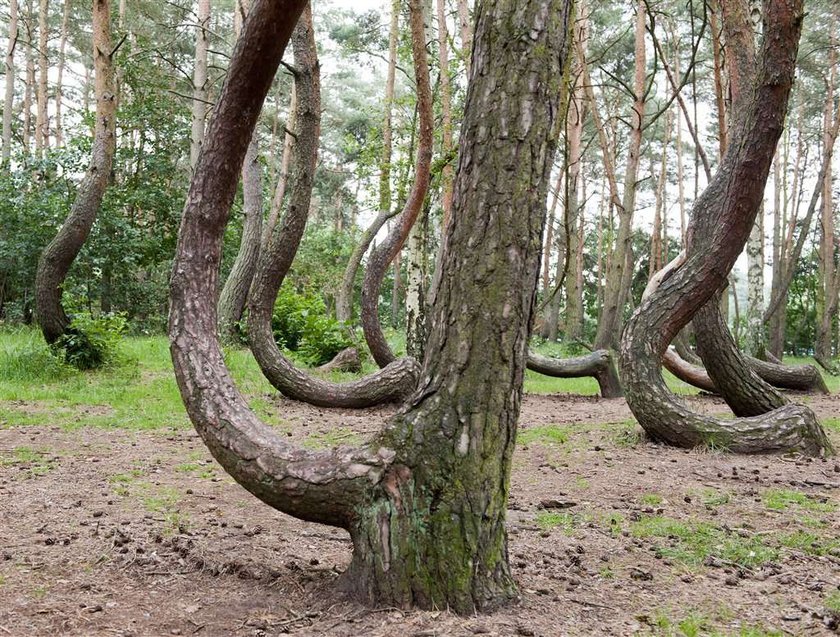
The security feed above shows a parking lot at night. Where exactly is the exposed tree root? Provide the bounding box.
[526,350,623,398]
[317,347,362,374]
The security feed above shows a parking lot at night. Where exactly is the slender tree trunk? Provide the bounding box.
[456,0,471,75]
[170,0,573,611]
[815,24,838,363]
[336,0,399,324]
[564,9,587,340]
[361,0,433,368]
[768,150,784,357]
[189,0,211,172]
[436,0,454,233]
[35,0,48,154]
[35,0,117,346]
[263,85,295,246]
[593,0,646,350]
[390,248,401,328]
[2,0,19,164]
[22,0,34,154]
[405,204,428,358]
[619,0,831,456]
[53,0,68,147]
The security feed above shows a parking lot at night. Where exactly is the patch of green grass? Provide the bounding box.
[762,489,836,513]
[0,446,56,477]
[518,424,571,446]
[602,512,625,536]
[775,530,840,556]
[0,330,283,431]
[141,485,180,513]
[699,488,730,508]
[174,462,215,479]
[534,511,583,534]
[302,426,362,449]
[640,493,663,506]
[823,418,840,432]
[631,516,778,569]
[825,590,840,614]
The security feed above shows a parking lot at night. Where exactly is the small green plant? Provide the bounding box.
[535,511,582,534]
[776,530,840,556]
[640,493,663,506]
[518,424,570,446]
[271,287,353,365]
[700,488,730,508]
[825,590,840,614]
[55,312,127,370]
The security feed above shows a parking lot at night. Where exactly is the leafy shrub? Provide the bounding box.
[55,312,127,370]
[271,288,352,366]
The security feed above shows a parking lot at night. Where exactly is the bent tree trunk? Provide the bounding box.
[619,0,832,456]
[35,0,116,345]
[527,350,623,399]
[246,6,419,408]
[169,0,571,611]
[360,0,433,368]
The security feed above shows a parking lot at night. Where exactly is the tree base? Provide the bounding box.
[526,350,623,398]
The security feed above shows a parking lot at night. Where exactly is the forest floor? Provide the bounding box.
[1,332,839,636]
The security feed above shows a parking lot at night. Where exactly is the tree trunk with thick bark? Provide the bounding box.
[35,0,116,346]
[2,0,18,164]
[361,0,433,368]
[170,0,571,611]
[619,0,832,457]
[335,0,399,325]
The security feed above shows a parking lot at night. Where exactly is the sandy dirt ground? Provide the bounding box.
[1,392,839,636]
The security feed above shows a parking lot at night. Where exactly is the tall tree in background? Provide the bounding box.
[34,0,117,348]
[218,0,266,341]
[169,0,573,611]
[189,0,211,172]
[2,0,18,164]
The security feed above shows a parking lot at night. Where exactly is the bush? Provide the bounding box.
[271,288,353,366]
[55,312,127,370]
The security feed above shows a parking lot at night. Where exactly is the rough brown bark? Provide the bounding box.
[527,350,623,399]
[360,0,433,368]
[169,0,571,611]
[35,0,116,345]
[619,0,832,457]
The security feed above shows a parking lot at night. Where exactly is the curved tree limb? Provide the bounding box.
[245,6,420,408]
[619,0,832,457]
[170,0,573,611]
[35,0,116,345]
[526,350,623,398]
[360,0,433,368]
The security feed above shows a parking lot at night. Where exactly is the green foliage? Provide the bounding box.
[271,287,353,366]
[762,489,836,513]
[55,312,127,370]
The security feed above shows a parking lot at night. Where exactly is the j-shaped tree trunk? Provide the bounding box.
[169,0,571,611]
[217,0,265,342]
[527,350,623,398]
[35,0,116,346]
[619,0,832,457]
[361,0,433,368]
[335,0,400,325]
[246,6,419,408]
